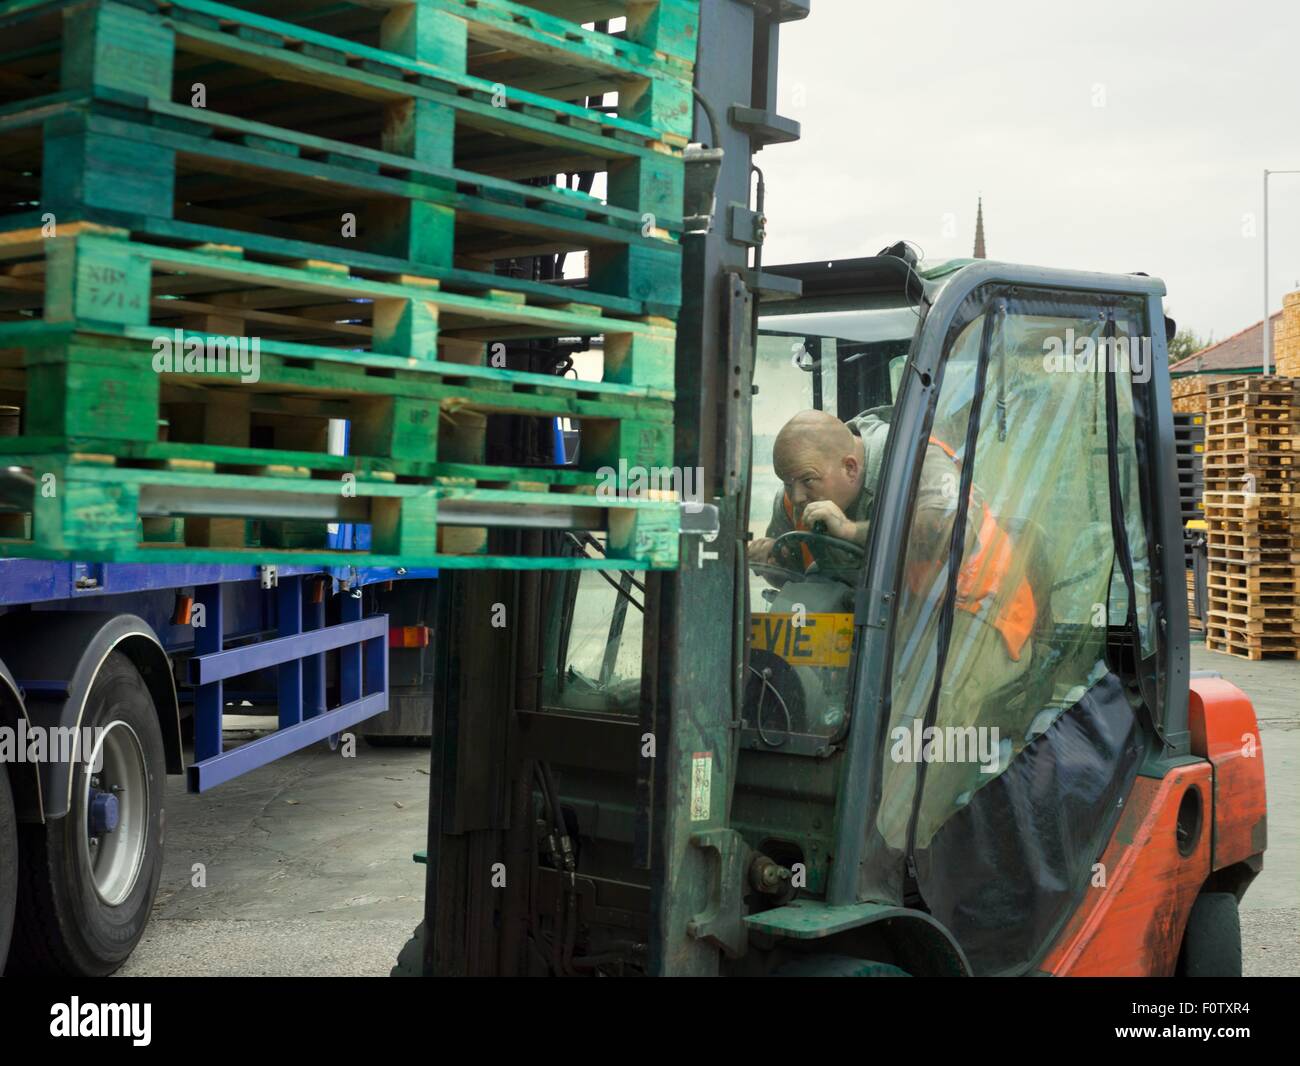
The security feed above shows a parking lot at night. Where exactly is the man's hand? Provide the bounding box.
[747,537,776,564]
[801,500,868,545]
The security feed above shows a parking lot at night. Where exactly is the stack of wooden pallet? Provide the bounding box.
[1276,291,1300,378]
[0,0,698,569]
[1174,412,1206,631]
[1203,376,1300,659]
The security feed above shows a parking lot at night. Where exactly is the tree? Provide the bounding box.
[1167,325,1211,364]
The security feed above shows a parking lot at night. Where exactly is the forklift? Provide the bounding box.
[396,0,1267,976]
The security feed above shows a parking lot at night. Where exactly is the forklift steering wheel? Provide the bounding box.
[771,529,865,564]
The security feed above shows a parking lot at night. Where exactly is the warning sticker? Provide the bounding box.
[749,612,855,669]
[690,751,712,822]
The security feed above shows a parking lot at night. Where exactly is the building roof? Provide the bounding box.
[1169,312,1283,376]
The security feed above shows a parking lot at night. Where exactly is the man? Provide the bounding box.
[749,407,951,574]
[749,407,1041,847]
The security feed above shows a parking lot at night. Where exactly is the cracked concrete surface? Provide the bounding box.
[117,721,426,977]
[117,645,1298,976]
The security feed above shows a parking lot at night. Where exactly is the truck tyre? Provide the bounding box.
[0,761,17,970]
[776,954,911,977]
[10,652,165,975]
[1177,892,1242,977]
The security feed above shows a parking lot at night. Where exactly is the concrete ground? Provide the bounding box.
[117,725,427,977]
[118,643,1298,977]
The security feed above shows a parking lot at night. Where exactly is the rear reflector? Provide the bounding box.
[389,625,431,648]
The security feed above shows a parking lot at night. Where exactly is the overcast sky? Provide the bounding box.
[758,0,1299,346]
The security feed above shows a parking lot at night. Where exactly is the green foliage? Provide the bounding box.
[1168,326,1211,363]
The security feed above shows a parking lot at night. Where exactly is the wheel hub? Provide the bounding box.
[80,721,149,906]
[88,789,120,836]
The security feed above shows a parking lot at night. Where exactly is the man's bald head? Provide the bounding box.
[775,410,858,467]
[774,410,865,519]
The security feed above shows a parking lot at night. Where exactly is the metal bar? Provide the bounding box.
[435,500,607,529]
[186,691,387,792]
[188,615,386,684]
[1265,169,1271,375]
[303,587,327,721]
[278,576,304,729]
[138,485,370,521]
[340,593,363,707]
[364,624,388,712]
[194,583,224,763]
[1261,168,1300,376]
[0,560,327,607]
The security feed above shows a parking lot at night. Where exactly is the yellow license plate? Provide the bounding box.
[749,612,855,668]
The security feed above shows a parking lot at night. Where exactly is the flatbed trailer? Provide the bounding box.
[0,556,438,974]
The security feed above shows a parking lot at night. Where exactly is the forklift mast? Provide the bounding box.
[415,0,809,977]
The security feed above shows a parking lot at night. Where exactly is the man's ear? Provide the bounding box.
[843,453,861,482]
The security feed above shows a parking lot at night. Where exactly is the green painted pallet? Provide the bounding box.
[0,0,692,161]
[0,323,675,477]
[229,0,701,68]
[0,454,681,567]
[0,224,677,389]
[215,0,699,136]
[0,0,689,310]
[4,97,683,314]
[422,0,693,136]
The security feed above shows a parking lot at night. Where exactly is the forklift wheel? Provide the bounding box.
[1177,892,1242,977]
[0,761,17,969]
[776,954,911,977]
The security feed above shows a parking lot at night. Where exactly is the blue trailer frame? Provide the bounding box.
[0,559,431,792]
[0,410,571,793]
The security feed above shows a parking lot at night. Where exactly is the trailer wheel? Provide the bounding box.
[10,652,165,975]
[1177,892,1242,977]
[0,761,17,969]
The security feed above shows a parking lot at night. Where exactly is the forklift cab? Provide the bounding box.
[416,250,1258,979]
[738,251,1201,975]
[745,256,925,754]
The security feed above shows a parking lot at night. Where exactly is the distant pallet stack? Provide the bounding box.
[1173,411,1204,566]
[1186,568,1202,633]
[0,0,700,568]
[1203,376,1300,660]
[1278,290,1300,378]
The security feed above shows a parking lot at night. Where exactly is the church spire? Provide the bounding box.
[973,196,987,259]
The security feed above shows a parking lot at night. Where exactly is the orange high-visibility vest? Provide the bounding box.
[921,437,1037,662]
[781,492,817,570]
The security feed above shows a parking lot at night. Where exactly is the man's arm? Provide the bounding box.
[749,490,794,563]
[800,500,869,545]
